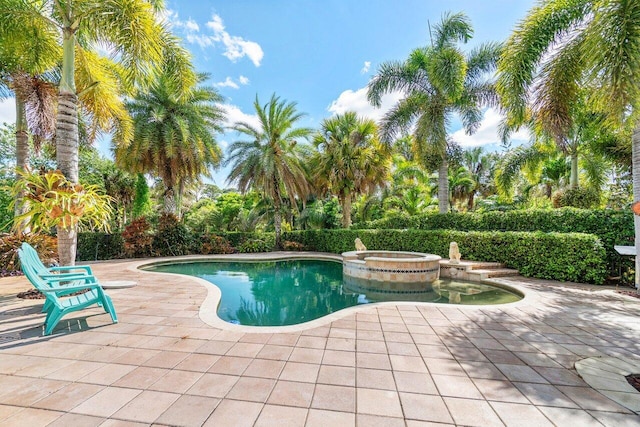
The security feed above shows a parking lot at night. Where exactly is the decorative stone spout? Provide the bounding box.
[355,238,367,251]
[449,242,461,264]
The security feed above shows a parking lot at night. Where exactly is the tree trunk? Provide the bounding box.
[273,179,283,250]
[55,29,79,266]
[570,151,579,189]
[14,97,29,224]
[163,187,178,215]
[467,191,475,211]
[438,159,449,213]
[341,191,352,228]
[632,120,640,289]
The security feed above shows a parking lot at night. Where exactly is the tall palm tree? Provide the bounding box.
[496,0,640,287]
[0,0,194,265]
[311,112,390,228]
[368,12,501,213]
[115,73,225,215]
[463,147,497,210]
[226,94,312,249]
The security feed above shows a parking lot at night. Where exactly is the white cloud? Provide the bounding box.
[361,61,371,74]
[451,108,531,147]
[184,19,199,32]
[206,14,264,66]
[327,87,403,122]
[238,75,250,85]
[0,98,16,124]
[215,77,240,89]
[218,139,229,149]
[221,104,261,130]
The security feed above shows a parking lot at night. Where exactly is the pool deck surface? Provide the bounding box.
[1,252,639,426]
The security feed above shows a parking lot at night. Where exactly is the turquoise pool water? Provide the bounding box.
[144,259,522,326]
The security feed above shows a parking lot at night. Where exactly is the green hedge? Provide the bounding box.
[283,229,607,284]
[77,232,125,261]
[354,208,632,264]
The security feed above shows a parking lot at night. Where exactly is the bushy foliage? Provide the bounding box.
[77,232,125,261]
[132,174,152,218]
[553,188,600,209]
[152,213,192,256]
[237,238,272,253]
[283,229,608,284]
[121,217,153,257]
[282,240,306,251]
[200,234,235,254]
[0,233,58,274]
[184,199,221,233]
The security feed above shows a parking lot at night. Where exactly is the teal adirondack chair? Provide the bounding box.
[18,248,118,335]
[21,243,95,281]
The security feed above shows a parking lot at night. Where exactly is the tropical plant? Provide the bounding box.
[10,169,112,265]
[311,112,390,227]
[368,12,501,213]
[462,147,498,210]
[116,73,225,215]
[496,0,640,287]
[226,94,313,249]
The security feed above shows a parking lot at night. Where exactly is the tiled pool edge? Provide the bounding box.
[131,252,533,334]
[575,357,640,413]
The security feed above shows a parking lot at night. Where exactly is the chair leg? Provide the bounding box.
[44,308,64,336]
[42,299,51,313]
[102,295,118,323]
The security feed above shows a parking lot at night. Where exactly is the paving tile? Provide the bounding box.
[306,408,355,426]
[289,347,324,364]
[226,342,264,358]
[267,333,300,346]
[323,349,356,367]
[208,356,252,375]
[393,371,438,394]
[156,394,219,427]
[44,360,105,381]
[444,397,503,427]
[537,406,602,426]
[112,348,160,365]
[311,384,355,412]
[357,414,405,426]
[267,380,315,407]
[588,410,640,427]
[77,363,136,385]
[459,361,508,380]
[254,404,307,427]
[357,388,403,417]
[112,390,179,423]
[357,368,396,390]
[513,382,580,408]
[202,399,263,427]
[46,412,104,427]
[472,378,529,404]
[226,377,275,403]
[432,374,483,399]
[186,373,239,398]
[399,392,453,424]
[148,369,203,393]
[32,382,104,411]
[423,357,467,376]
[71,387,141,418]
[317,364,356,386]
[243,358,286,379]
[295,336,326,349]
[112,366,169,389]
[556,385,632,413]
[2,407,63,427]
[495,363,549,383]
[489,401,554,426]
[0,377,67,406]
[357,352,391,370]
[533,366,586,386]
[174,353,220,372]
[195,340,235,355]
[256,344,293,360]
[357,339,388,354]
[141,350,188,368]
[0,404,23,421]
[280,362,320,383]
[389,355,428,373]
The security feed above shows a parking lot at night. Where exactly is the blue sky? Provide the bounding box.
[0,0,536,187]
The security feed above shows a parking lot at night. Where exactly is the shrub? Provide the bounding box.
[282,240,306,251]
[200,234,235,254]
[283,229,608,284]
[152,214,192,256]
[122,217,153,257]
[237,238,271,253]
[553,188,600,209]
[77,232,125,261]
[0,233,58,274]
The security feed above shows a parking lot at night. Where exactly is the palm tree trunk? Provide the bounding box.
[163,187,178,215]
[570,152,579,189]
[467,192,475,211]
[341,191,352,228]
[438,159,449,213]
[632,120,640,290]
[14,97,29,224]
[273,179,283,250]
[56,29,79,266]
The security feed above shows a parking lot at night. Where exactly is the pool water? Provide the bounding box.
[145,259,522,326]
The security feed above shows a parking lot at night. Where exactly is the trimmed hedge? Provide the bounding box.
[283,229,607,284]
[77,232,125,261]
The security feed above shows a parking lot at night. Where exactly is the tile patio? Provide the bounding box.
[0,254,639,426]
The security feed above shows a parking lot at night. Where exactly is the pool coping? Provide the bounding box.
[130,252,535,334]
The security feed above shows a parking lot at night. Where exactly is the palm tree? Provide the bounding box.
[496,0,640,287]
[115,73,225,215]
[448,166,475,210]
[462,147,498,210]
[367,12,501,213]
[226,94,312,249]
[311,112,390,228]
[0,0,194,265]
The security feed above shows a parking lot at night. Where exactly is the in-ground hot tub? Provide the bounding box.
[342,250,441,292]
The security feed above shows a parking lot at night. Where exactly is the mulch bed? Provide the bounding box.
[17,289,45,299]
[626,374,640,393]
[617,290,640,300]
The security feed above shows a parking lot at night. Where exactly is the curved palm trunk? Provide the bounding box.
[56,30,80,266]
[163,187,178,215]
[14,98,29,225]
[632,120,640,290]
[438,159,449,213]
[341,191,352,228]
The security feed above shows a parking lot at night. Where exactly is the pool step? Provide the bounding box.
[440,259,519,281]
[468,262,506,270]
[467,268,520,280]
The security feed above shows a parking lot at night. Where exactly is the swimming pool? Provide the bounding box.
[143,259,522,326]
